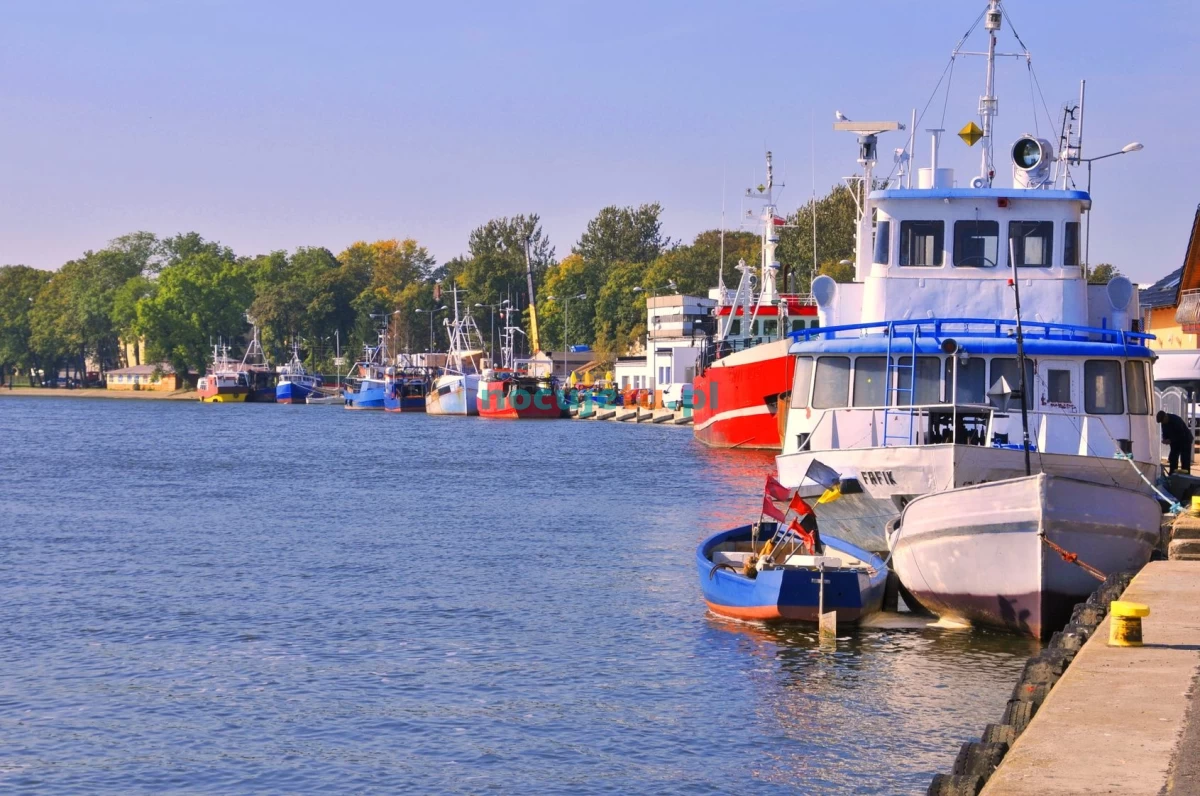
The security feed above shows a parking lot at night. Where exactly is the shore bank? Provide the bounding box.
[0,387,197,401]
[983,560,1200,795]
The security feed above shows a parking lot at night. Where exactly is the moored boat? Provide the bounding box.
[890,474,1161,638]
[691,152,818,451]
[477,369,567,419]
[384,367,430,412]
[424,286,485,416]
[698,524,887,623]
[197,343,249,403]
[239,323,276,402]
[276,342,321,404]
[342,334,390,410]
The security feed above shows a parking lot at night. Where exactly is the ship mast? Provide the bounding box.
[523,238,541,353]
[978,0,1002,186]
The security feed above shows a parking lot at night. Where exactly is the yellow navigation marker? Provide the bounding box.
[959,121,984,147]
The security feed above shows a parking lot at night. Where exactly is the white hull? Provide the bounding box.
[426,373,479,416]
[774,444,1159,553]
[889,474,1161,638]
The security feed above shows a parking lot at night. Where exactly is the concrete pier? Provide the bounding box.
[983,561,1200,795]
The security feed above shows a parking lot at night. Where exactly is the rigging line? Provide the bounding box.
[939,57,956,131]
[1027,63,1061,147]
[1027,61,1040,137]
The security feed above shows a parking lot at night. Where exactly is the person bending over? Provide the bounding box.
[1157,410,1194,474]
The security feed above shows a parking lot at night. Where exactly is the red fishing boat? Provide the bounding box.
[477,369,566,419]
[692,152,817,450]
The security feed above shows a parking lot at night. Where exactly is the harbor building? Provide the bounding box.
[1143,203,1200,350]
[613,294,716,408]
[105,364,187,392]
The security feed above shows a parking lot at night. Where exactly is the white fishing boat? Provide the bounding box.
[889,474,1161,638]
[426,286,485,416]
[771,0,1162,563]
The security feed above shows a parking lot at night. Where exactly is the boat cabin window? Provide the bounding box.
[946,357,987,404]
[899,221,944,267]
[897,356,941,405]
[791,319,805,333]
[813,356,850,408]
[990,358,1035,409]
[874,220,890,265]
[953,220,999,267]
[763,319,778,337]
[728,319,741,336]
[1084,360,1124,415]
[791,357,813,409]
[1126,360,1150,414]
[1046,369,1072,404]
[1010,221,1054,267]
[1064,221,1081,268]
[853,357,890,407]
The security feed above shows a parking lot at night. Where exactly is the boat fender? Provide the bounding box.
[740,555,759,578]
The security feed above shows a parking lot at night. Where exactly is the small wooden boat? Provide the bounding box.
[305,389,344,406]
[890,473,1161,639]
[697,524,888,623]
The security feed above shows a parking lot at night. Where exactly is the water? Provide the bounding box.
[0,398,1037,793]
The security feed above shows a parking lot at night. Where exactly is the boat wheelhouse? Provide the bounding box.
[771,0,1156,562]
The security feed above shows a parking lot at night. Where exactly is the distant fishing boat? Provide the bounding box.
[276,342,321,404]
[383,366,429,412]
[425,286,485,416]
[477,368,567,419]
[305,389,344,406]
[239,324,276,403]
[342,338,389,410]
[197,342,249,403]
[890,474,1160,638]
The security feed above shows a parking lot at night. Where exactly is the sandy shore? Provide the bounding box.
[0,387,197,401]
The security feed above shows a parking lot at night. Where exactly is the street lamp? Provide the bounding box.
[546,293,588,379]
[1075,142,1144,277]
[414,306,448,354]
[632,279,678,298]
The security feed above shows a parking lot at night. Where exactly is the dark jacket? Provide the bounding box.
[1161,413,1194,449]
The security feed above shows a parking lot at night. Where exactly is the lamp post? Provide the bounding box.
[1075,142,1143,279]
[546,293,587,379]
[632,279,678,299]
[414,306,447,354]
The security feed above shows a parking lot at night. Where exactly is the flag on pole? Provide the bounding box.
[761,494,786,523]
[804,459,843,504]
[764,474,791,502]
[788,518,815,551]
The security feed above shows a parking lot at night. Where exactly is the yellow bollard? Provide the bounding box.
[1191,495,1200,515]
[1108,601,1150,647]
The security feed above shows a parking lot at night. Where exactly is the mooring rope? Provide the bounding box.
[1040,535,1106,582]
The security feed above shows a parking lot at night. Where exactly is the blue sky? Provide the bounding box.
[1,0,1195,284]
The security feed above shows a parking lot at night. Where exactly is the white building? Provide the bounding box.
[613,294,716,407]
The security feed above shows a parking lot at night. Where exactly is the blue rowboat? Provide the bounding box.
[697,524,888,623]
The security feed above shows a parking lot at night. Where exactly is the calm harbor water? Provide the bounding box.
[0,398,1036,793]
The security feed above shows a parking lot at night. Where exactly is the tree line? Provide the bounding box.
[0,185,872,386]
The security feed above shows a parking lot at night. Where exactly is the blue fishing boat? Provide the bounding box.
[383,367,430,412]
[697,524,887,623]
[276,342,322,404]
[342,333,390,410]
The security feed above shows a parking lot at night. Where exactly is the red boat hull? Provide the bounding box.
[692,337,794,450]
[477,379,565,419]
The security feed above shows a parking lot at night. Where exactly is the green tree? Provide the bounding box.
[592,260,649,356]
[1087,263,1122,285]
[454,215,554,309]
[574,204,667,267]
[135,253,254,377]
[0,265,52,385]
[776,182,860,294]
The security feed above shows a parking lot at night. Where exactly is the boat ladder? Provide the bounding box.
[882,324,918,447]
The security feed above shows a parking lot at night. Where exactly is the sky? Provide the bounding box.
[1,0,1196,285]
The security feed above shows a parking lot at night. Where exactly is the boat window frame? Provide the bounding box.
[852,355,891,408]
[897,355,943,405]
[952,219,1001,268]
[1125,360,1150,415]
[1009,220,1055,268]
[874,220,891,265]
[898,220,945,267]
[790,356,814,409]
[1064,221,1081,268]
[946,356,987,404]
[990,357,1036,409]
[1084,359,1125,415]
[812,356,851,409]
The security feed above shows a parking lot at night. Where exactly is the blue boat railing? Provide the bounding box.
[787,317,1155,347]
